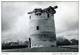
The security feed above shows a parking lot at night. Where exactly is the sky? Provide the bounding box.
[1,1,79,42]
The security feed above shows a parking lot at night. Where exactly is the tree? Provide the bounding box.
[57,37,71,46]
[71,39,78,45]
[63,39,71,45]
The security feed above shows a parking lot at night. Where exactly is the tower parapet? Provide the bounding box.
[28,6,57,17]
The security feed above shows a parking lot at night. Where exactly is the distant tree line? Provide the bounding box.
[2,40,29,49]
[56,37,79,46]
[2,37,78,49]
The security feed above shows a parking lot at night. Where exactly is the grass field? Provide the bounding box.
[2,45,78,52]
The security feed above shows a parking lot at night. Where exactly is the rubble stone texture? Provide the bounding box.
[28,6,58,48]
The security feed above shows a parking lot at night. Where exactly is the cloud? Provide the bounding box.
[56,29,79,40]
[1,2,79,42]
[54,2,79,33]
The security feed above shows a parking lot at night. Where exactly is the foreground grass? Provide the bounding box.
[2,47,78,52]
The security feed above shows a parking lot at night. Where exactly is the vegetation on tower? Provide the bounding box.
[28,6,58,16]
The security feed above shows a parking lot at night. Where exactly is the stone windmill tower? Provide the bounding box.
[28,6,58,48]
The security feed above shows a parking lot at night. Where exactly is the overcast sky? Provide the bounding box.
[1,1,79,42]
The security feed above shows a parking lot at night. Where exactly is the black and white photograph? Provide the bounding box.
[1,1,79,52]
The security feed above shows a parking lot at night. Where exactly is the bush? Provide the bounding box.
[57,37,71,46]
[71,39,79,45]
